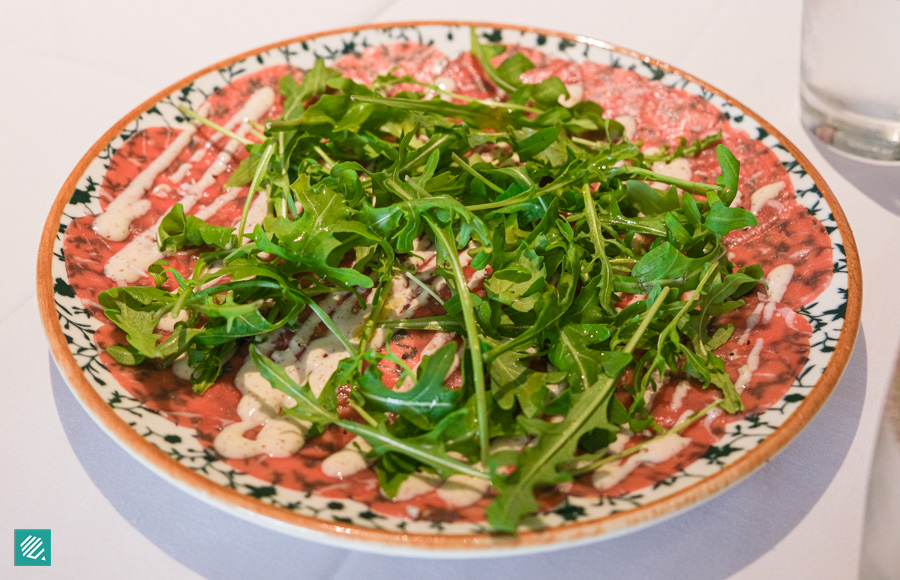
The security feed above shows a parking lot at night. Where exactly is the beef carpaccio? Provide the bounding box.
[61,37,834,530]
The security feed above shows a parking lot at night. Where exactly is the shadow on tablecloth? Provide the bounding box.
[51,329,868,580]
[808,135,900,218]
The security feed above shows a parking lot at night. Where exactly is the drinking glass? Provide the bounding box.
[801,0,900,161]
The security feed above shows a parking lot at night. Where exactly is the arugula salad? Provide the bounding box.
[97,31,762,532]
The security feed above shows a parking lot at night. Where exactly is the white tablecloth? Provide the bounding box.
[3,0,897,577]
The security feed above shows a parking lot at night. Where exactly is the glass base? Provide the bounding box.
[801,91,900,162]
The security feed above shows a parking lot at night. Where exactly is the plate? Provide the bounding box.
[37,21,861,555]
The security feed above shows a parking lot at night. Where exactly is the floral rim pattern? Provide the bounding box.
[38,22,861,554]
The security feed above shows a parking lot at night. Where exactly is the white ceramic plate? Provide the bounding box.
[38,21,861,555]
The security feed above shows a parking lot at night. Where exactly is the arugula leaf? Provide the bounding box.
[515,127,560,163]
[357,342,462,426]
[631,242,707,285]
[256,175,381,288]
[280,59,341,122]
[704,195,758,236]
[99,286,175,363]
[488,287,669,532]
[490,350,567,418]
[483,250,545,311]
[715,144,740,205]
[548,324,619,392]
[158,203,235,251]
[625,180,681,215]
[496,52,535,90]
[487,375,619,532]
[337,420,490,481]
[469,29,519,94]
[250,345,337,424]
[359,195,489,254]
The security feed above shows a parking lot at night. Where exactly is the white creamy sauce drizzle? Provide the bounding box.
[562,432,629,488]
[370,242,478,350]
[704,407,723,429]
[320,437,372,479]
[370,241,476,390]
[103,87,276,284]
[734,338,765,393]
[286,295,370,397]
[156,309,189,332]
[193,189,240,222]
[216,294,372,462]
[592,433,691,490]
[213,356,308,459]
[719,263,793,396]
[670,380,693,410]
[675,409,694,426]
[433,75,457,102]
[436,472,492,507]
[559,83,583,108]
[750,182,785,214]
[741,300,764,344]
[491,435,530,453]
[650,158,692,191]
[169,162,193,183]
[434,76,456,92]
[739,263,795,344]
[151,184,172,198]
[467,266,489,290]
[381,275,424,325]
[615,115,637,141]
[195,260,227,291]
[765,263,794,304]
[189,146,208,163]
[104,234,165,284]
[607,432,631,454]
[729,262,795,394]
[171,354,194,381]
[394,471,443,502]
[641,371,664,408]
[272,293,344,364]
[94,125,199,241]
[405,237,437,271]
[388,460,491,509]
[242,191,271,234]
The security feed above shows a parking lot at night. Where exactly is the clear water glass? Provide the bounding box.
[801,0,900,161]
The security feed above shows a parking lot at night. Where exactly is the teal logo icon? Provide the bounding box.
[14,530,51,566]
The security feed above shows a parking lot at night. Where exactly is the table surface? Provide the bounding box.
[3,0,898,578]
